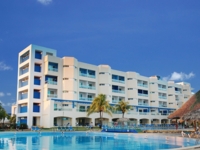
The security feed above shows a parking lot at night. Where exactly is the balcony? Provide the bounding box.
[158,88,166,91]
[79,85,95,90]
[112,100,119,103]
[138,103,148,106]
[20,68,29,76]
[48,94,57,98]
[54,108,72,111]
[79,97,93,101]
[20,80,28,87]
[48,67,58,72]
[79,73,95,78]
[159,105,167,107]
[46,80,57,85]
[112,89,125,94]
[112,79,125,84]
[137,83,148,88]
[48,62,58,72]
[76,109,87,112]
[19,93,28,100]
[159,96,167,99]
[20,56,29,63]
[138,93,148,97]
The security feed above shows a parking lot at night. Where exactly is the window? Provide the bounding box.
[150,82,155,84]
[169,103,173,104]
[168,86,172,88]
[62,104,68,107]
[35,51,42,59]
[128,98,133,100]
[150,92,155,94]
[63,78,69,80]
[168,94,173,96]
[63,91,68,93]
[128,88,133,90]
[33,103,40,112]
[99,84,105,86]
[33,90,40,99]
[46,52,53,56]
[34,76,41,85]
[34,64,41,72]
[150,101,155,102]
[127,78,133,80]
[183,89,187,91]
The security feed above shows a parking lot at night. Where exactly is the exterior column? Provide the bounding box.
[72,117,76,126]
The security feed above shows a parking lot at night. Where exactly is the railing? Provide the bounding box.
[76,109,87,112]
[79,73,95,78]
[79,85,95,90]
[48,94,57,98]
[158,88,166,91]
[21,56,29,63]
[20,68,29,75]
[48,67,58,72]
[79,97,93,101]
[159,105,167,107]
[20,81,28,87]
[112,100,118,103]
[137,83,148,88]
[138,93,148,97]
[159,96,167,99]
[138,103,148,106]
[46,80,57,85]
[112,79,125,84]
[54,108,72,111]
[112,90,125,94]
[19,93,28,100]
[175,91,182,94]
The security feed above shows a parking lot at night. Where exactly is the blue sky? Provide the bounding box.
[0,0,200,112]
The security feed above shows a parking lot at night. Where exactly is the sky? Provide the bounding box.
[0,0,200,112]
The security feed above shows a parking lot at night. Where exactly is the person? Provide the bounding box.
[16,121,20,131]
[90,122,93,131]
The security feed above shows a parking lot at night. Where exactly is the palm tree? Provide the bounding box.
[115,100,131,118]
[87,94,112,128]
[9,114,16,124]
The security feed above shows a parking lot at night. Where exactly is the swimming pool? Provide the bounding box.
[0,131,199,150]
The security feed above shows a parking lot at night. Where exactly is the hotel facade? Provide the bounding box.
[12,44,192,128]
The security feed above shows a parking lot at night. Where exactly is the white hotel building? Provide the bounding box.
[12,44,192,128]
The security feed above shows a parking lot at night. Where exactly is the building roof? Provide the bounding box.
[168,90,200,119]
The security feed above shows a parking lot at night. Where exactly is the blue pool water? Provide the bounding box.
[0,132,200,150]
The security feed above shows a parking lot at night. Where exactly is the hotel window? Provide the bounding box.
[35,51,42,59]
[63,65,69,67]
[168,86,172,88]
[150,92,155,94]
[128,98,133,100]
[99,72,105,74]
[128,88,133,90]
[34,64,41,72]
[46,52,53,56]
[99,84,105,86]
[127,78,133,80]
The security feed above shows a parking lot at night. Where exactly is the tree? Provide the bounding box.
[87,94,112,128]
[9,114,16,124]
[0,104,7,127]
[115,100,131,118]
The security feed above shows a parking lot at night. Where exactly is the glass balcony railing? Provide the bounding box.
[112,90,125,94]
[20,68,29,75]
[21,56,29,63]
[79,85,95,90]
[138,93,148,97]
[112,79,125,83]
[175,91,181,94]
[54,108,72,111]
[137,83,148,88]
[112,100,118,103]
[20,81,28,87]
[138,103,148,106]
[79,97,93,101]
[159,105,167,107]
[79,73,95,78]
[159,96,167,99]
[76,109,87,112]
[19,93,28,100]
[48,67,58,72]
[46,80,57,85]
[158,88,167,91]
[47,94,57,98]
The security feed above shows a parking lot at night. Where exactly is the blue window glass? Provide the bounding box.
[35,51,42,59]
[34,77,41,85]
[20,106,27,113]
[34,64,41,72]
[33,103,40,112]
[48,62,58,72]
[19,117,27,124]
[112,75,118,80]
[33,90,40,99]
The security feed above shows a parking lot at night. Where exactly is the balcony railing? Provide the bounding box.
[137,83,148,88]
[159,96,167,99]
[138,103,149,106]
[21,56,29,63]
[138,93,148,97]
[79,73,95,78]
[79,97,93,101]
[20,68,29,75]
[54,108,72,111]
[175,91,181,94]
[20,81,28,87]
[19,93,28,100]
[112,90,125,94]
[48,94,57,98]
[158,88,166,91]
[46,80,57,85]
[159,105,167,107]
[79,85,95,90]
[112,79,125,84]
[48,67,58,72]
[112,100,119,103]
[76,109,87,112]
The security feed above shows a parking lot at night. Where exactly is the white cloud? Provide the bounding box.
[6,93,11,96]
[37,0,52,5]
[163,72,195,81]
[0,100,15,107]
[0,62,12,71]
[0,92,4,97]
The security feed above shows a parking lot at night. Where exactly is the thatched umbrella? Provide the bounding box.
[117,118,129,122]
[183,109,200,121]
[168,90,200,120]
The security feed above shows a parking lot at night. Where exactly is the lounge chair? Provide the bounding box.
[35,126,41,131]
[31,126,36,131]
[68,126,74,131]
[57,126,62,131]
